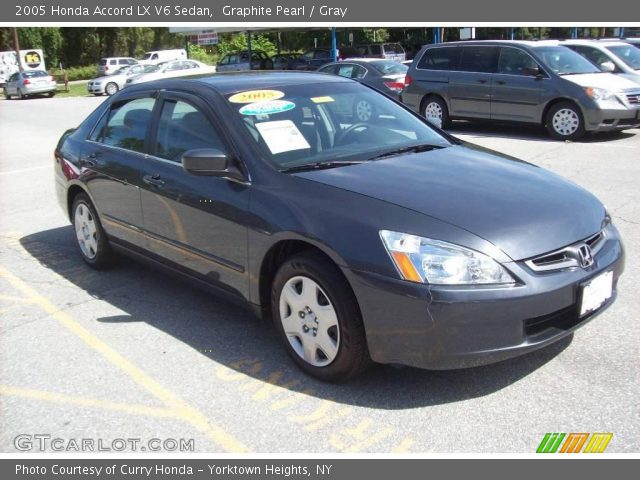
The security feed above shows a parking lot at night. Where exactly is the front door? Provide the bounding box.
[139,92,250,297]
[491,47,546,123]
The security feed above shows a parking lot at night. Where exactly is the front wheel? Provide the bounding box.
[271,252,371,382]
[105,82,119,96]
[71,193,115,269]
[545,101,585,141]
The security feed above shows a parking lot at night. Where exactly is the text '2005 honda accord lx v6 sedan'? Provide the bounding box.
[54,72,625,381]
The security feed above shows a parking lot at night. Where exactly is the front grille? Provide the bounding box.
[524,305,581,337]
[525,230,605,272]
[626,93,640,105]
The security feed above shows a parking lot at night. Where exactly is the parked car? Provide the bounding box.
[98,57,138,76]
[3,70,56,99]
[318,59,408,120]
[563,40,640,85]
[270,53,297,70]
[402,40,640,139]
[290,49,333,70]
[216,51,273,72]
[124,60,214,87]
[356,43,407,62]
[622,38,640,49]
[87,64,159,96]
[55,72,624,381]
[139,49,187,65]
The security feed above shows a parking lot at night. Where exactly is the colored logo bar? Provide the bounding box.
[537,433,612,453]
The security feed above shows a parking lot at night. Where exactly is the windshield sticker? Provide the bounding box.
[239,100,296,116]
[255,120,311,154]
[311,96,335,104]
[229,89,285,104]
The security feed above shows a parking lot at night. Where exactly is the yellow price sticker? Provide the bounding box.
[311,96,335,104]
[228,90,285,104]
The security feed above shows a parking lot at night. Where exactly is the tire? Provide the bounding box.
[271,252,371,381]
[422,95,450,128]
[71,193,115,269]
[3,88,9,100]
[353,98,376,122]
[105,82,119,96]
[47,91,55,98]
[545,101,585,141]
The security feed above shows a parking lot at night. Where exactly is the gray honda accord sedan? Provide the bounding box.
[54,72,625,381]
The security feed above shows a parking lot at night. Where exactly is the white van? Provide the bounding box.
[139,49,187,65]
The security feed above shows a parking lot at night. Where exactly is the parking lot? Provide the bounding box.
[0,94,638,453]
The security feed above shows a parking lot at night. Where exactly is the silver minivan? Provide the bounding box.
[563,40,640,85]
[97,57,138,76]
[402,40,640,139]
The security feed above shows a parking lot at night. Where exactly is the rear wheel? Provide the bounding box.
[271,252,371,381]
[422,95,450,128]
[105,82,118,96]
[71,193,115,269]
[353,98,376,122]
[545,101,585,140]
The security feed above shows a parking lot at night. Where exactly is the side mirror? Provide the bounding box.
[181,148,245,182]
[523,65,544,77]
[600,61,615,73]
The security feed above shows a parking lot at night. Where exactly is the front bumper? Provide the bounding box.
[344,225,625,370]
[87,83,104,94]
[584,103,640,132]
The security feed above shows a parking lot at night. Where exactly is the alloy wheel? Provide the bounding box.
[74,203,98,259]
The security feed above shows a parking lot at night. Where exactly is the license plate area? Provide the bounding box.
[579,271,613,317]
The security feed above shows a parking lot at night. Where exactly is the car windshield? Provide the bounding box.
[141,53,153,60]
[606,45,640,70]
[113,66,130,75]
[145,64,162,73]
[227,82,451,170]
[534,46,601,75]
[371,60,408,75]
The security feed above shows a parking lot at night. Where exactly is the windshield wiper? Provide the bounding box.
[367,143,447,161]
[280,160,367,173]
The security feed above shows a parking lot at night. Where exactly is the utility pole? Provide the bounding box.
[12,27,23,72]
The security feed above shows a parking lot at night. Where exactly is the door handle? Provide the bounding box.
[495,80,506,85]
[477,79,488,84]
[143,174,165,188]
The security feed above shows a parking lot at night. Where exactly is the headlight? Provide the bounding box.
[380,230,515,285]
[584,86,616,102]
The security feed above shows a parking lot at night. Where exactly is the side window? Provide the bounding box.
[418,47,460,70]
[370,45,382,55]
[118,59,128,65]
[218,55,229,65]
[498,48,538,75]
[459,46,499,73]
[109,59,117,65]
[318,64,338,74]
[154,100,226,162]
[337,64,355,78]
[165,62,182,71]
[97,97,155,153]
[352,65,367,79]
[151,54,158,60]
[571,46,611,68]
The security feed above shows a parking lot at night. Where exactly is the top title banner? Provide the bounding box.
[3,0,640,23]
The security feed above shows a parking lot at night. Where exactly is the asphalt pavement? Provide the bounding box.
[0,94,638,453]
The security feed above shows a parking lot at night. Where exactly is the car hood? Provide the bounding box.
[294,144,605,261]
[561,72,639,90]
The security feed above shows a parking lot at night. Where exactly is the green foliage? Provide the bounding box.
[60,65,98,81]
[187,44,217,65]
[215,34,278,57]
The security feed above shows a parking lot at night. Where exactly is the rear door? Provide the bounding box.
[139,91,250,296]
[491,46,546,123]
[82,93,157,247]
[448,45,498,118]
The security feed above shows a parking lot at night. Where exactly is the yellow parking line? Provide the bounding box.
[0,265,249,453]
[0,384,178,419]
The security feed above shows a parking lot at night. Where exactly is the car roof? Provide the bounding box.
[133,71,351,95]
[423,40,565,48]
[562,39,630,47]
[339,58,396,63]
